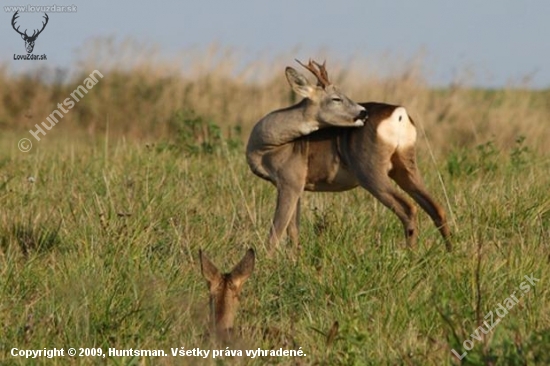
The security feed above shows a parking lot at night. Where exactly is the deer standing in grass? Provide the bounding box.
[246,60,451,251]
[199,248,255,339]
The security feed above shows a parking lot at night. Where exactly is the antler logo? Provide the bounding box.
[11,11,49,54]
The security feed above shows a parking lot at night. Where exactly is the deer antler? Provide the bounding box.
[11,11,26,37]
[31,13,49,39]
[312,60,329,86]
[11,11,48,40]
[295,59,331,88]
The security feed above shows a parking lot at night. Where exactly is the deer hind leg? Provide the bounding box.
[356,168,419,248]
[389,150,452,251]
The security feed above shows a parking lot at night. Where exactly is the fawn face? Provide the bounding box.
[199,248,255,337]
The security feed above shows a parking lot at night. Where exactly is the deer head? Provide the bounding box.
[199,248,255,338]
[285,59,367,127]
[12,11,49,54]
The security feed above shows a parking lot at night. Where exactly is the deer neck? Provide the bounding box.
[252,99,322,147]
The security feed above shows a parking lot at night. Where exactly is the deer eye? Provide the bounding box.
[331,97,343,102]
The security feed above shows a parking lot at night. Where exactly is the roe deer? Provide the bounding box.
[247,60,368,246]
[199,248,255,339]
[246,63,451,251]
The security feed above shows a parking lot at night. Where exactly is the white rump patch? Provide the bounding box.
[376,107,416,149]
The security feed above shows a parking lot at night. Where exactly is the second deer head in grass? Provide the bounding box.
[199,248,255,339]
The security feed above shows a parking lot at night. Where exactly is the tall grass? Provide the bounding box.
[0,39,549,365]
[1,39,549,155]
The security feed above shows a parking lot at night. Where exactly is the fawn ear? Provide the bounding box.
[230,248,255,289]
[285,67,316,99]
[199,250,221,284]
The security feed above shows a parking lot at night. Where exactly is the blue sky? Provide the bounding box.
[2,0,549,88]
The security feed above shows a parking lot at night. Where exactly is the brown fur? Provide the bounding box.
[199,248,255,340]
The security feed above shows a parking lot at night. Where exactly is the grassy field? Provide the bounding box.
[0,46,549,365]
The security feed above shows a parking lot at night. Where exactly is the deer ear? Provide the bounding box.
[230,248,255,289]
[21,34,26,40]
[199,250,221,284]
[285,67,315,99]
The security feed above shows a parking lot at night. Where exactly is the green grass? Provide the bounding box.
[0,129,549,365]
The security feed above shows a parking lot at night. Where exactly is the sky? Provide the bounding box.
[1,0,549,88]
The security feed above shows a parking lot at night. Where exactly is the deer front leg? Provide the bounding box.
[269,185,303,249]
[286,198,301,247]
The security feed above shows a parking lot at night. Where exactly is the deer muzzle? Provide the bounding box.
[354,108,368,126]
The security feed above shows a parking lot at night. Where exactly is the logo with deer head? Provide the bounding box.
[11,11,49,54]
